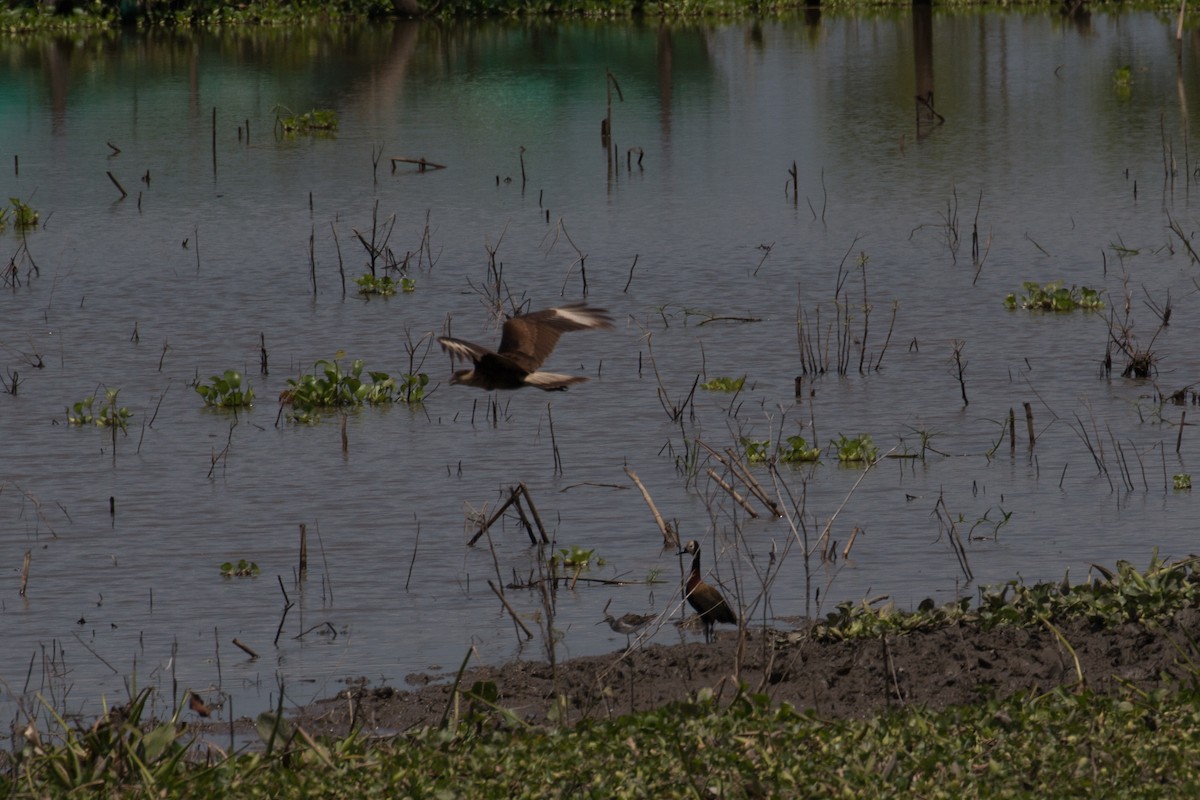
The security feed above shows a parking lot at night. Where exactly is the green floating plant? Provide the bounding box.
[700,376,745,392]
[1174,473,1192,491]
[282,354,425,423]
[220,559,260,578]
[196,369,255,408]
[66,388,131,430]
[742,435,823,465]
[1004,281,1104,312]
[780,435,822,463]
[274,106,338,135]
[8,197,38,229]
[834,433,877,464]
[355,274,398,297]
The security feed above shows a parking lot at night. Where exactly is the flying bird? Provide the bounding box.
[679,539,738,643]
[438,303,614,391]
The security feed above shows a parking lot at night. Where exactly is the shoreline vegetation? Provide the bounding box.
[8,556,1200,796]
[0,0,1165,32]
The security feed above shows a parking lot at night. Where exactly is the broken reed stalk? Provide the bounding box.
[487,579,534,640]
[624,467,677,548]
[405,520,421,591]
[623,254,638,293]
[340,413,348,457]
[1178,410,1186,454]
[260,332,269,376]
[308,226,317,296]
[467,485,546,546]
[19,550,30,596]
[1009,407,1016,451]
[105,171,127,199]
[547,402,562,475]
[933,492,973,581]
[1024,402,1036,448]
[842,526,862,560]
[232,638,260,660]
[706,468,759,519]
[718,446,782,516]
[389,157,447,173]
[298,523,308,581]
[788,160,798,205]
[330,222,345,297]
[814,449,886,558]
[274,576,294,645]
[515,483,549,542]
[952,339,968,406]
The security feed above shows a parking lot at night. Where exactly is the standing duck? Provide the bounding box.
[679,539,738,642]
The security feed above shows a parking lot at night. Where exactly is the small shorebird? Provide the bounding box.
[438,303,614,391]
[599,599,655,649]
[679,539,738,643]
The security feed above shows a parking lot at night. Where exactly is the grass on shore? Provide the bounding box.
[5,684,1200,798]
[6,554,1200,798]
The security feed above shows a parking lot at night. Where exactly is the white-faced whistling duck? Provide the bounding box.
[679,539,737,642]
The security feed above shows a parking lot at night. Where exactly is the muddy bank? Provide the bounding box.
[279,609,1200,737]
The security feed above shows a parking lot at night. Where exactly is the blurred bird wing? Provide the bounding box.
[438,336,492,365]
[497,305,613,370]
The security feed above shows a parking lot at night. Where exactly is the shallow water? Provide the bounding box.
[1,10,1199,727]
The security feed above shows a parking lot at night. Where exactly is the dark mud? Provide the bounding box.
[279,609,1200,737]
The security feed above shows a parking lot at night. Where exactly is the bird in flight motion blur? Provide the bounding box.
[437,303,614,391]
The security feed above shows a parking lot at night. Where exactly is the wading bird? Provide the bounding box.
[598,599,655,649]
[437,303,614,391]
[679,539,738,643]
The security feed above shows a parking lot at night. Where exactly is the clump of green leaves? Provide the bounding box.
[281,355,423,423]
[780,435,822,463]
[1004,281,1104,312]
[195,369,255,408]
[1,197,39,231]
[18,688,190,795]
[700,375,745,392]
[398,371,429,404]
[220,559,260,578]
[1174,474,1192,490]
[550,545,602,570]
[834,433,877,464]
[813,551,1200,643]
[355,274,397,297]
[743,435,822,465]
[274,106,338,135]
[741,437,770,463]
[66,388,132,430]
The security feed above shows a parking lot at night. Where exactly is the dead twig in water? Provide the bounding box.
[624,467,677,548]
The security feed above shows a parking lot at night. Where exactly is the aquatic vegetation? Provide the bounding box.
[742,435,822,464]
[700,375,744,392]
[779,434,822,463]
[282,356,397,423]
[220,559,261,578]
[741,437,770,463]
[1175,473,1192,490]
[833,433,877,463]
[195,369,255,408]
[1004,281,1104,312]
[550,545,602,570]
[281,355,425,422]
[354,274,398,296]
[274,106,338,135]
[66,388,132,430]
[355,274,414,296]
[0,197,39,231]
